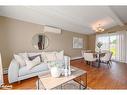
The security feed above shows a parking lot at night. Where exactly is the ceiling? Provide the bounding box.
[0,6,126,34]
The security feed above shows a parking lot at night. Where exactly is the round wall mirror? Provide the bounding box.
[32,33,49,50]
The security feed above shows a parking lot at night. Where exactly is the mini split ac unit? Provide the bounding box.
[44,26,61,34]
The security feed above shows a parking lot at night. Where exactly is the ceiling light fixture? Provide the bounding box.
[95,24,104,32]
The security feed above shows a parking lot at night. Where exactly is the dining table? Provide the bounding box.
[94,52,106,68]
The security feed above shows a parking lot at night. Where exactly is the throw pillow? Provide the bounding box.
[41,52,47,62]
[26,56,41,70]
[44,52,57,62]
[18,53,29,62]
[55,50,64,60]
[28,54,42,62]
[14,54,26,68]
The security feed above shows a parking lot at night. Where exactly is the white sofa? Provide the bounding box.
[8,52,69,83]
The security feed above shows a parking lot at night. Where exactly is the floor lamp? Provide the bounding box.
[0,53,3,86]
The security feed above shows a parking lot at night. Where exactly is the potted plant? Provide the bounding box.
[96,41,103,52]
[48,61,61,78]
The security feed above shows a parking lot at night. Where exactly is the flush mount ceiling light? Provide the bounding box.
[95,24,104,32]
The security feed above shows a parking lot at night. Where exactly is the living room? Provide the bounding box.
[0,4,127,95]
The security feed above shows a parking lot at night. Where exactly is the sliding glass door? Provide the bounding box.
[109,35,117,60]
[96,31,127,63]
[96,34,116,59]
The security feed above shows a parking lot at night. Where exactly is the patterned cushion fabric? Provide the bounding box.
[26,56,41,70]
[28,54,42,62]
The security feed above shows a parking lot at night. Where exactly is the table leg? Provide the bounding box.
[78,73,87,89]
[85,73,87,89]
[98,54,100,68]
[79,76,82,89]
[60,84,62,89]
[38,78,39,90]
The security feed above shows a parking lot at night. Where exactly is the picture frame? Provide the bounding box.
[73,37,83,49]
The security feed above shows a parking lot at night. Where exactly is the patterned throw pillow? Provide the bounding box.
[26,56,41,70]
[28,54,42,62]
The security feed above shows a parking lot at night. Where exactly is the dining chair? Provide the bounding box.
[81,50,92,57]
[83,53,97,66]
[100,51,113,67]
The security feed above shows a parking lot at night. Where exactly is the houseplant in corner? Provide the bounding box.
[48,61,61,78]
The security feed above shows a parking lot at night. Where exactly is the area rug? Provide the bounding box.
[36,80,92,90]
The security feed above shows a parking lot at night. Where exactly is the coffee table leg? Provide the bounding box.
[81,73,87,89]
[79,76,82,89]
[85,73,87,89]
[37,78,39,90]
[60,84,62,89]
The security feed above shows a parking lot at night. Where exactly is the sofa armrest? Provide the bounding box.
[8,59,20,83]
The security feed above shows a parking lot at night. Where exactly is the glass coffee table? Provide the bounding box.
[37,66,87,90]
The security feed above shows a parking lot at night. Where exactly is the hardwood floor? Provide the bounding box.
[3,58,127,89]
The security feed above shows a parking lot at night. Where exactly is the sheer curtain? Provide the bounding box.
[0,53,3,86]
[116,31,127,63]
[96,33,110,51]
[96,31,127,63]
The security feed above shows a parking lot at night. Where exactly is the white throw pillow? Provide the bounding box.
[26,56,41,70]
[45,52,57,62]
[27,52,42,57]
[14,54,26,68]
[43,51,64,62]
[41,52,46,62]
[55,51,64,60]
[18,53,29,62]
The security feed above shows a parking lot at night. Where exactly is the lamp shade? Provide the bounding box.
[0,53,3,86]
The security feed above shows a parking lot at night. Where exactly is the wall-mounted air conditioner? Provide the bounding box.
[44,26,61,34]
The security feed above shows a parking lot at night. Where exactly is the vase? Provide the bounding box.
[99,48,101,53]
[50,67,61,78]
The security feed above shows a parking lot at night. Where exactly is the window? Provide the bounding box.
[96,31,127,63]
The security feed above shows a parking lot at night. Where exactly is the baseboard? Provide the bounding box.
[71,56,83,60]
[3,68,8,74]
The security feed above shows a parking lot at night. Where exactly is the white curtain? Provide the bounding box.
[96,33,109,51]
[0,53,3,86]
[116,31,127,63]
[96,31,127,63]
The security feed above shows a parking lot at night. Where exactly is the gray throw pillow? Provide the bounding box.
[28,54,42,62]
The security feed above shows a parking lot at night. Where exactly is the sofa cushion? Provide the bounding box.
[43,51,64,62]
[28,54,42,62]
[27,52,42,57]
[19,63,49,77]
[18,53,29,62]
[28,52,43,62]
[26,56,41,70]
[14,54,26,68]
[55,50,64,60]
[45,52,57,62]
